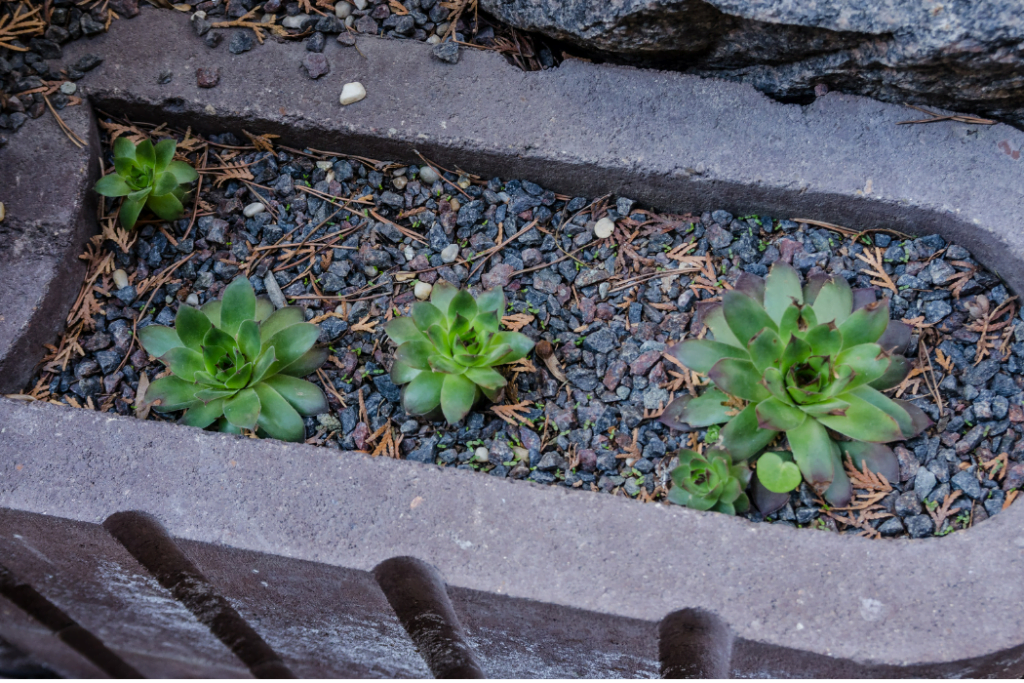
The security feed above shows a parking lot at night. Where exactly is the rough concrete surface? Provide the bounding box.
[0,594,108,679]
[0,106,99,394]
[61,11,1024,301]
[479,0,1024,129]
[1,399,1023,676]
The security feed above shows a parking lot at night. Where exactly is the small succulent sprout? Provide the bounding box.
[384,281,534,424]
[94,137,199,229]
[138,278,328,442]
[667,448,752,515]
[661,263,931,506]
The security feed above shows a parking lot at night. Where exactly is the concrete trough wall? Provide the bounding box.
[2,9,1024,677]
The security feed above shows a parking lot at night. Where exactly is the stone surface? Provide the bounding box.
[479,0,1024,129]
[0,105,97,394]
[2,398,1024,676]
[59,12,1024,298]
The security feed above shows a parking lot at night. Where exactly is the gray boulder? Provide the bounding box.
[481,0,1024,127]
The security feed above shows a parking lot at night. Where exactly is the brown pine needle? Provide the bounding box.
[491,401,533,427]
[501,313,534,332]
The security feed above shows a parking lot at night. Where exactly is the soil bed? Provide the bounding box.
[20,115,1024,541]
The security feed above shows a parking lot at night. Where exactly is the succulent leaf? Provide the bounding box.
[263,375,328,416]
[138,325,183,357]
[119,197,146,231]
[221,278,257,336]
[839,299,890,348]
[787,418,834,494]
[659,388,735,429]
[823,439,853,507]
[722,290,777,345]
[135,139,156,168]
[161,347,206,382]
[747,329,783,373]
[717,404,778,461]
[763,262,803,322]
[253,383,306,442]
[755,451,802,493]
[402,371,445,415]
[146,190,185,221]
[672,339,747,374]
[146,375,200,412]
[755,396,807,431]
[702,303,743,347]
[180,398,226,428]
[708,358,770,402]
[811,276,853,325]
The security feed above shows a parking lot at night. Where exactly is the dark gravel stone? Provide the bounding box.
[905,514,935,539]
[406,435,439,463]
[372,374,401,402]
[877,517,905,537]
[922,300,952,324]
[94,350,122,375]
[583,328,617,354]
[73,54,103,72]
[913,468,937,499]
[306,31,326,52]
[963,359,1001,386]
[894,491,922,517]
[229,31,254,54]
[951,469,984,500]
[432,41,460,63]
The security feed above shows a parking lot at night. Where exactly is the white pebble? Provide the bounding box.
[418,165,440,185]
[403,246,416,261]
[112,268,129,290]
[260,12,277,23]
[316,160,333,170]
[281,13,309,28]
[393,176,408,190]
[243,202,266,217]
[59,81,77,95]
[414,282,433,300]
[474,446,489,463]
[352,0,367,9]
[344,14,354,27]
[393,167,407,177]
[185,293,200,307]
[440,244,459,263]
[192,9,207,18]
[594,216,616,239]
[598,282,611,300]
[426,34,441,45]
[334,0,353,17]
[340,82,366,105]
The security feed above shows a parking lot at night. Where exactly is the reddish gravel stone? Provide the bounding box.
[579,297,596,323]
[352,422,370,450]
[302,53,330,79]
[196,67,220,88]
[595,302,616,320]
[629,350,661,376]
[577,448,597,473]
[603,360,627,391]
[481,263,513,289]
[778,238,803,264]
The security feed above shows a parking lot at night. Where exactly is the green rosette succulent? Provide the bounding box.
[138,278,328,442]
[668,448,752,515]
[384,281,534,424]
[94,137,199,229]
[661,262,931,507]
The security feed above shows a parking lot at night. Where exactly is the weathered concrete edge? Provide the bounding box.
[63,10,1024,298]
[0,107,99,394]
[1,399,1023,677]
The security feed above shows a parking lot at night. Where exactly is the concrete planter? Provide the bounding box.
[2,11,1024,677]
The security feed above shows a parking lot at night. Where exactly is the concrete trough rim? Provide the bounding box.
[2,9,1024,676]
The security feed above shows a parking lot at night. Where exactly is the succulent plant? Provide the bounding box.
[138,278,328,442]
[661,263,931,508]
[384,282,534,424]
[94,137,199,229]
[668,448,752,515]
